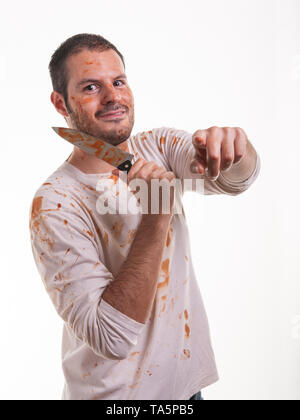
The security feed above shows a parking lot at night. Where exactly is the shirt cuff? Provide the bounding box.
[99,298,145,336]
[215,152,261,194]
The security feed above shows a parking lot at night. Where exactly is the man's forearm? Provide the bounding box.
[101,215,172,324]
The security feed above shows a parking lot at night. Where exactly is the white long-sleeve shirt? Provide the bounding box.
[29,127,261,400]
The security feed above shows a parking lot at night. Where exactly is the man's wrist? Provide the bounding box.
[219,139,258,183]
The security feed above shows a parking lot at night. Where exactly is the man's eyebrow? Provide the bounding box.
[76,74,127,88]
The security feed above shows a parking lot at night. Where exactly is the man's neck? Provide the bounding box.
[66,140,130,175]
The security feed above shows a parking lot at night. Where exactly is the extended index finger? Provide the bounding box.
[192,130,207,150]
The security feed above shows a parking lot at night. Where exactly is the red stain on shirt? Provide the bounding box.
[158,136,166,154]
[159,302,167,316]
[128,382,139,389]
[112,221,124,239]
[166,226,173,247]
[55,282,71,293]
[171,297,175,309]
[30,197,61,250]
[76,182,96,191]
[185,323,190,338]
[82,372,91,380]
[103,232,109,246]
[109,174,119,185]
[54,189,67,198]
[120,229,137,248]
[171,136,180,147]
[183,349,190,359]
[83,229,94,238]
[86,185,96,192]
[54,272,65,282]
[157,259,170,289]
[128,351,140,361]
[31,196,44,219]
[64,248,71,256]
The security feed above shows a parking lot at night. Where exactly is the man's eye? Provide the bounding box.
[83,81,124,92]
[84,84,97,91]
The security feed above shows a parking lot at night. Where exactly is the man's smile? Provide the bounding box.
[100,110,126,121]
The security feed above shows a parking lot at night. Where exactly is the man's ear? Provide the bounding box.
[50,91,69,118]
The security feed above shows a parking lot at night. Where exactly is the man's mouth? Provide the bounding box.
[100,110,126,121]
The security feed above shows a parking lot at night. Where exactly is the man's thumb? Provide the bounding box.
[190,160,200,174]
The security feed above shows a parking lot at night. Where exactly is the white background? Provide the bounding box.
[1,0,299,400]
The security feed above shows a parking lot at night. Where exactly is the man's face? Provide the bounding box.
[64,49,135,146]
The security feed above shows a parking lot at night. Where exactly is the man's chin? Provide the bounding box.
[69,114,134,143]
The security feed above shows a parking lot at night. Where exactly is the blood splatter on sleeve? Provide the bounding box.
[29,188,144,360]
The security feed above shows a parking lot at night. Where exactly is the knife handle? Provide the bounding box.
[117,160,132,173]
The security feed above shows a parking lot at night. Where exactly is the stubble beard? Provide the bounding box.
[67,101,135,147]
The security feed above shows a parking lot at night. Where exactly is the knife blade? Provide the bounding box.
[52,127,134,173]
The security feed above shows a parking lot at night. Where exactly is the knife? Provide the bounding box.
[52,127,134,173]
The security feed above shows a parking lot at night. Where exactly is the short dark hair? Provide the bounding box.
[49,33,126,110]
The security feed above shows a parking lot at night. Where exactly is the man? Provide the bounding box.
[29,33,260,400]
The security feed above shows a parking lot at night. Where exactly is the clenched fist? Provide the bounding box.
[127,158,176,218]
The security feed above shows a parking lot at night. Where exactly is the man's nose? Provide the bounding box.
[100,85,122,104]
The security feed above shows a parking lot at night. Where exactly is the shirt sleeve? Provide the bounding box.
[29,188,144,360]
[149,127,261,195]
